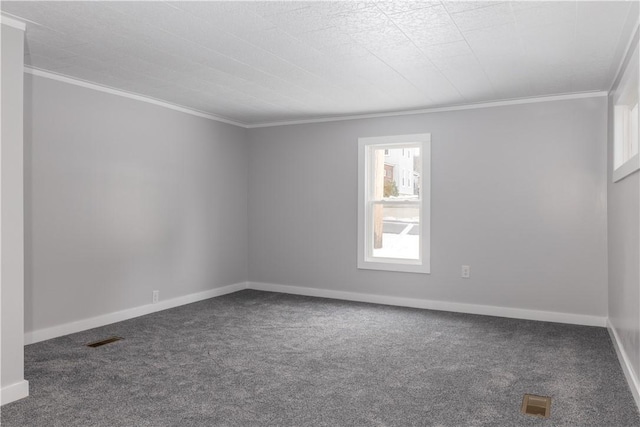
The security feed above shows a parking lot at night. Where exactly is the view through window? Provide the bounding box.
[613,40,640,182]
[370,145,421,260]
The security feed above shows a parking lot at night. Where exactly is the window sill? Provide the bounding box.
[358,259,430,274]
[613,153,640,182]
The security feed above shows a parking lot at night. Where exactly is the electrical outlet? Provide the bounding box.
[461,265,470,279]
[152,290,159,304]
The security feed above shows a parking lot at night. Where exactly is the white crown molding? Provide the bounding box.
[607,319,640,410]
[246,91,609,128]
[1,380,29,406]
[27,66,608,130]
[24,67,249,128]
[1,13,26,31]
[247,281,607,327]
[24,282,248,345]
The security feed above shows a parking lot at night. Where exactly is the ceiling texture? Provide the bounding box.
[2,1,639,126]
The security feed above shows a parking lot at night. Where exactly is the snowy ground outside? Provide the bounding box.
[373,228,419,260]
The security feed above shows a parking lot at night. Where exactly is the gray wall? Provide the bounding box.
[247,97,609,317]
[2,22,27,400]
[608,30,640,385]
[24,74,248,334]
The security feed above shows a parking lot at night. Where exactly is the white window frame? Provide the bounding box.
[613,41,640,182]
[357,133,431,274]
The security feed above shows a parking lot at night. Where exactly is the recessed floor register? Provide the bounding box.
[86,336,123,348]
[521,394,551,418]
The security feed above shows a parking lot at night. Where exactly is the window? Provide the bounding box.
[613,41,639,182]
[357,133,431,274]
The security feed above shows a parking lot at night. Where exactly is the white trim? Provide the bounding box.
[607,319,640,410]
[246,92,609,129]
[24,282,248,345]
[24,67,248,128]
[24,65,608,129]
[1,380,29,406]
[247,281,607,327]
[2,14,27,409]
[613,152,640,182]
[612,32,640,182]
[1,14,26,31]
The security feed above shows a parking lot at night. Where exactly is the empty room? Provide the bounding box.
[2,0,640,425]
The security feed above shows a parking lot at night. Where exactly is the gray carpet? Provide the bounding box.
[2,290,638,426]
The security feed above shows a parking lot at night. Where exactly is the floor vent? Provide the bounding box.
[86,336,123,348]
[521,394,551,418]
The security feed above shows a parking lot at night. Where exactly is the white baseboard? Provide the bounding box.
[1,380,29,406]
[24,280,607,345]
[607,319,640,409]
[247,281,607,327]
[25,282,248,345]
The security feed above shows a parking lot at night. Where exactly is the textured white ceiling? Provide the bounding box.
[2,1,638,125]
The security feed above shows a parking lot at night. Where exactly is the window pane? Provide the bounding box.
[371,205,419,260]
[373,147,421,201]
[631,103,639,157]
